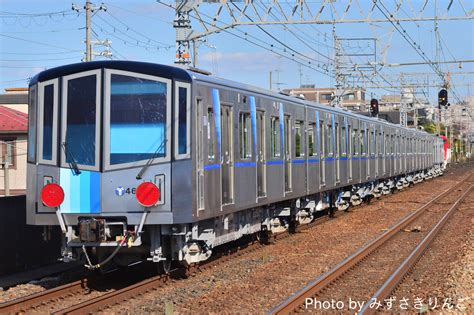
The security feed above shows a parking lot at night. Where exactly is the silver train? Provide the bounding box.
[27,61,444,269]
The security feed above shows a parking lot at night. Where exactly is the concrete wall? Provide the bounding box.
[0,195,62,276]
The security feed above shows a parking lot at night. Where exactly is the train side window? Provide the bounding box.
[341,125,347,156]
[391,135,395,155]
[175,82,190,159]
[207,108,215,161]
[295,120,304,157]
[368,131,372,156]
[239,112,252,159]
[353,128,358,155]
[375,132,378,155]
[319,121,325,158]
[379,132,383,156]
[326,124,333,156]
[308,123,316,156]
[360,129,366,155]
[335,122,340,157]
[369,131,376,155]
[270,116,281,158]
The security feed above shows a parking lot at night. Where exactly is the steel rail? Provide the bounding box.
[0,279,88,314]
[270,174,471,315]
[359,184,473,315]
[52,274,171,315]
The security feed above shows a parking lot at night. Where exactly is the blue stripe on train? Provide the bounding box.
[235,161,257,168]
[60,168,101,214]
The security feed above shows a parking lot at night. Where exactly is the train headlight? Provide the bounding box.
[41,183,65,208]
[135,182,160,207]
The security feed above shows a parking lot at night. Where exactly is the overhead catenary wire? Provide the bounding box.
[157,1,333,77]
[0,33,82,52]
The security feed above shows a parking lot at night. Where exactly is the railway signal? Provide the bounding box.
[438,89,448,107]
[370,98,379,117]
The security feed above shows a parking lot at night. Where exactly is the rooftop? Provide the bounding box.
[0,105,28,133]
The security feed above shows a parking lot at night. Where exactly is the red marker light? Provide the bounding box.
[41,183,65,208]
[135,182,160,207]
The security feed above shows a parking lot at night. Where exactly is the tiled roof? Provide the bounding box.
[0,105,28,132]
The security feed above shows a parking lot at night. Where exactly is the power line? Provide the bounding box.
[1,50,82,55]
[158,1,333,77]
[0,28,81,34]
[104,10,171,47]
[0,9,75,17]
[0,56,80,62]
[0,78,30,84]
[104,3,172,25]
[0,33,82,52]
[92,20,171,51]
[254,1,334,62]
[229,2,326,67]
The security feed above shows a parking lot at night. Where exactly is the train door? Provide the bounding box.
[220,105,234,205]
[256,110,266,198]
[382,130,386,176]
[335,121,340,184]
[284,114,292,193]
[319,119,326,187]
[364,124,371,178]
[361,126,365,179]
[348,123,353,182]
[373,127,380,178]
[196,99,205,212]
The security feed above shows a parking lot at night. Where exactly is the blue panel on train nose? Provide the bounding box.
[60,168,101,214]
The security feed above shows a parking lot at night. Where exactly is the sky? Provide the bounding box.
[0,0,473,106]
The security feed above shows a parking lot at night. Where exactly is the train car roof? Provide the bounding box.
[189,69,433,138]
[29,60,193,85]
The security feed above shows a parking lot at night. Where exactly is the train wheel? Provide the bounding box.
[157,259,172,275]
[257,226,270,245]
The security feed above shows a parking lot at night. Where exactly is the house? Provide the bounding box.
[0,88,29,196]
[282,85,367,111]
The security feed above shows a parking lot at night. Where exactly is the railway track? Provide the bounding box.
[0,169,457,314]
[270,173,473,314]
[0,279,88,314]
[0,214,330,314]
[41,216,334,315]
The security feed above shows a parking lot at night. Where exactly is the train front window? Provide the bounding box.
[62,71,100,169]
[27,85,37,163]
[107,71,170,166]
[39,79,58,164]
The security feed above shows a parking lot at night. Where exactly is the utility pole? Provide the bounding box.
[192,40,197,67]
[332,26,342,107]
[73,2,107,62]
[85,1,92,62]
[1,143,10,196]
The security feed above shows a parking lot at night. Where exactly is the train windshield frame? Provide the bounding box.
[103,69,172,170]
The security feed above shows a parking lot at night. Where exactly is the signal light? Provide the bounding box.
[135,182,160,207]
[370,98,379,117]
[438,89,448,106]
[41,183,65,208]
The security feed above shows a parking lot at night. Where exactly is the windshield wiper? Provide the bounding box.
[62,142,81,175]
[136,138,167,180]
